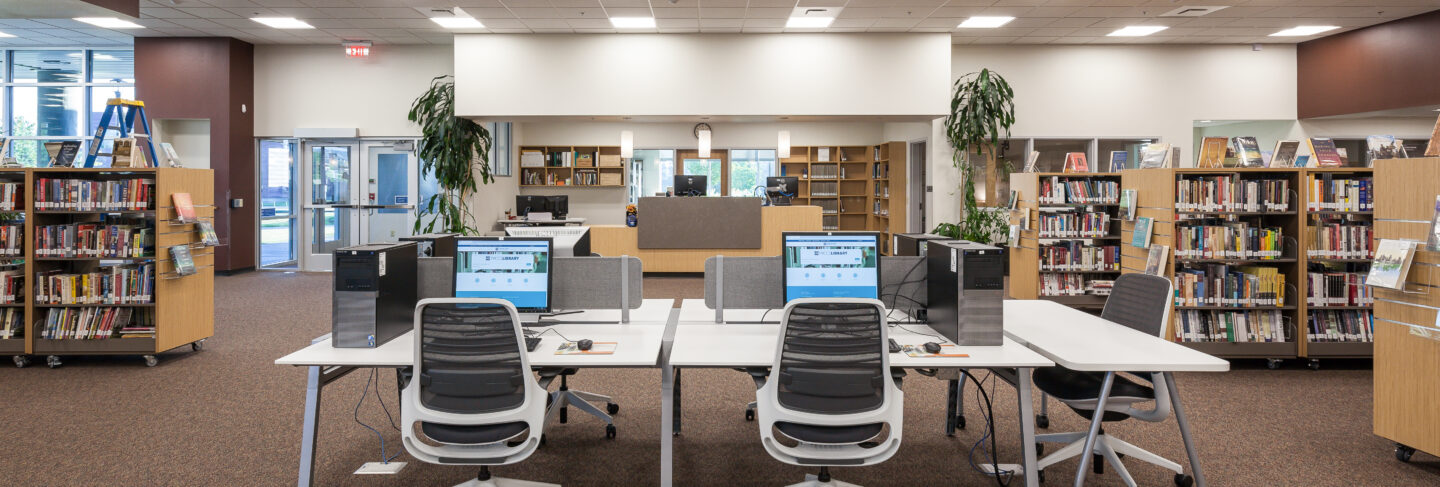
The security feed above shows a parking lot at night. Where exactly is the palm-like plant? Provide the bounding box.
[408,75,492,234]
[941,69,1016,244]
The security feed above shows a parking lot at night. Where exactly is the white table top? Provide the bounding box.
[549,299,674,323]
[1003,300,1230,372]
[676,299,918,324]
[669,322,1052,369]
[276,323,667,368]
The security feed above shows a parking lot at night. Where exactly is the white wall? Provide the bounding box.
[253,44,453,137]
[454,34,950,119]
[520,121,886,148]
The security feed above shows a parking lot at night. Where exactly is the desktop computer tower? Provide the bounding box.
[894,233,957,256]
[400,233,458,258]
[332,242,418,348]
[925,240,1005,346]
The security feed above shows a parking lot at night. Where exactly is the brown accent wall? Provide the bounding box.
[135,37,255,272]
[1297,10,1440,118]
[79,0,139,17]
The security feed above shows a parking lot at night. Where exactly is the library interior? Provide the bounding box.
[4,1,1440,486]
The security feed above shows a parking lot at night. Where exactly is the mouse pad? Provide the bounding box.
[555,341,617,355]
[901,344,969,358]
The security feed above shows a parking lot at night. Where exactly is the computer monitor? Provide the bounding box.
[674,175,708,197]
[453,237,553,313]
[781,232,882,302]
[766,176,798,206]
[544,195,569,219]
[505,226,591,257]
[516,195,547,218]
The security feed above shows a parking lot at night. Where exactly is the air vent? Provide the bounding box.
[1160,6,1230,17]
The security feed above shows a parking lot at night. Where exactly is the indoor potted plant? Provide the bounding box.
[408,75,492,234]
[940,68,1016,270]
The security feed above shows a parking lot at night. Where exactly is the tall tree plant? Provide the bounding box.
[408,75,492,234]
[940,68,1016,244]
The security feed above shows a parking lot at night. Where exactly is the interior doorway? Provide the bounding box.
[909,140,927,233]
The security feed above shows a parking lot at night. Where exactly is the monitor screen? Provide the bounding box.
[674,175,708,197]
[453,237,552,312]
[782,232,881,302]
[516,195,546,217]
[766,176,798,195]
[544,195,568,217]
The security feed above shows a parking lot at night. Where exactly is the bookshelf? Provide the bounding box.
[1009,172,1123,309]
[1301,168,1375,364]
[518,146,627,187]
[780,143,907,253]
[3,167,214,369]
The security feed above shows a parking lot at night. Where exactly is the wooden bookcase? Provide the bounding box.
[2,167,214,368]
[780,143,907,253]
[1301,168,1375,362]
[518,146,626,187]
[871,142,909,255]
[1009,172,1123,309]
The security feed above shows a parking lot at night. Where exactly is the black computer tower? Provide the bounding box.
[400,233,458,258]
[925,240,1005,346]
[332,242,418,348]
[894,233,956,256]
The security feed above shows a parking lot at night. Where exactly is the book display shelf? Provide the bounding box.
[1008,172,1122,309]
[2,167,214,369]
[780,143,907,253]
[518,146,627,187]
[1302,168,1375,362]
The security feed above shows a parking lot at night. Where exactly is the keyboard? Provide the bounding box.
[525,337,542,352]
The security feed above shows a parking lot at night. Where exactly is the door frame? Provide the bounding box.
[299,139,361,272]
[675,149,730,196]
[358,139,420,244]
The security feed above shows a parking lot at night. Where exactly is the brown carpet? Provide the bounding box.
[0,271,1436,486]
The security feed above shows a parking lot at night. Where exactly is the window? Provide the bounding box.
[680,154,724,196]
[630,149,675,202]
[729,149,778,197]
[488,122,513,177]
[1,49,136,166]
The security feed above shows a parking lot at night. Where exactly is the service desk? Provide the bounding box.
[591,203,821,272]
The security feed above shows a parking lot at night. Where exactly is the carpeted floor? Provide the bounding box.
[1,271,1437,486]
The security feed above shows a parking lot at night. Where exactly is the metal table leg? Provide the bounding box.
[673,367,682,434]
[297,364,356,487]
[1017,367,1039,487]
[660,365,675,487]
[1073,371,1115,487]
[1165,372,1208,487]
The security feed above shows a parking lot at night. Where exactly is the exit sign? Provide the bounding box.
[343,41,372,59]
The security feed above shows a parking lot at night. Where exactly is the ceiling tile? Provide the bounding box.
[657,18,700,28]
[928,6,987,17]
[551,0,603,7]
[700,26,742,32]
[747,0,796,7]
[489,27,533,32]
[177,7,243,18]
[1013,36,1060,44]
[140,8,195,19]
[315,8,380,18]
[603,8,652,17]
[509,7,562,18]
[702,0,750,6]
[743,18,786,28]
[481,18,529,28]
[744,7,793,18]
[659,27,701,33]
[501,0,553,7]
[367,8,426,18]
[553,7,607,18]
[653,7,698,18]
[1044,17,1103,28]
[830,18,877,28]
[742,26,783,32]
[699,7,747,18]
[598,0,652,7]
[521,19,570,28]
[567,18,614,28]
[699,18,743,27]
[872,18,923,28]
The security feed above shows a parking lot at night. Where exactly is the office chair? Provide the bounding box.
[401,298,559,487]
[753,298,904,487]
[1031,273,1192,487]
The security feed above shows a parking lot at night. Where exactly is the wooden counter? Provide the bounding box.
[591,205,822,272]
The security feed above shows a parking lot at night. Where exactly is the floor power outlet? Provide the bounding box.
[355,462,407,475]
[979,463,1024,476]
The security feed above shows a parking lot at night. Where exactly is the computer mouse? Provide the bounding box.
[923,342,943,354]
[577,339,594,351]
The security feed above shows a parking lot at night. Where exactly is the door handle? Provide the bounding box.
[358,205,414,210]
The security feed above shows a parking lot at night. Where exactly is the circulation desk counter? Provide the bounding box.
[591,197,820,272]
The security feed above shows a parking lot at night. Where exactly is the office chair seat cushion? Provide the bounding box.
[420,421,530,445]
[774,421,884,445]
[1033,367,1154,404]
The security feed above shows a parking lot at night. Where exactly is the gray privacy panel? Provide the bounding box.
[703,256,927,310]
[418,257,455,300]
[553,256,644,309]
[637,197,763,249]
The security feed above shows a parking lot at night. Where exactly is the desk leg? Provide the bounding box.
[1072,371,1114,487]
[1017,367,1039,487]
[661,365,675,487]
[298,365,324,487]
[1165,372,1207,487]
[673,368,682,434]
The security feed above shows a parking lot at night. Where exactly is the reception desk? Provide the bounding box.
[591,203,821,272]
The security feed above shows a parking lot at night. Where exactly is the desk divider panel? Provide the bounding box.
[703,256,927,313]
[553,256,644,310]
[418,257,455,299]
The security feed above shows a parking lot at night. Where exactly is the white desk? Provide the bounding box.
[1003,300,1229,487]
[676,298,920,324]
[662,307,1055,487]
[497,218,587,227]
[550,298,674,323]
[277,317,668,487]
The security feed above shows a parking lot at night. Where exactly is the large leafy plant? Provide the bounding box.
[940,69,1016,244]
[408,75,492,234]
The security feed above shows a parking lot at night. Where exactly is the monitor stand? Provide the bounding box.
[518,312,543,324]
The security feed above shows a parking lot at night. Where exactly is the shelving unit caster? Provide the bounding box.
[1396,444,1416,462]
[1175,473,1194,486]
[1266,359,1282,369]
[1035,414,1049,429]
[1308,359,1320,370]
[46,355,61,368]
[191,339,205,351]
[143,355,158,367]
[13,355,28,368]
[604,424,616,439]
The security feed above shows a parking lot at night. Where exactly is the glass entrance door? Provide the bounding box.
[259,139,299,268]
[360,141,418,243]
[301,142,359,271]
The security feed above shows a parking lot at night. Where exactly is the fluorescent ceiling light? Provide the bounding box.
[252,17,315,29]
[958,16,1014,29]
[75,18,144,29]
[1270,25,1339,37]
[431,16,483,29]
[0,31,14,38]
[786,16,834,29]
[1108,25,1168,37]
[610,17,656,29]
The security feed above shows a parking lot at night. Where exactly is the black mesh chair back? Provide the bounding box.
[1100,273,1172,337]
[417,302,528,415]
[777,302,887,415]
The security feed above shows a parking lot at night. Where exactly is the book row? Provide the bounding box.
[35,223,153,258]
[1307,310,1374,343]
[0,182,19,211]
[37,306,154,340]
[1039,243,1121,272]
[1306,271,1373,307]
[0,270,20,304]
[34,178,155,211]
[1174,224,1284,260]
[1307,223,1374,260]
[1175,176,1291,213]
[806,164,845,180]
[1040,273,1112,296]
[1175,310,1288,343]
[1306,176,1373,212]
[1038,177,1119,205]
[1173,264,1287,308]
[0,224,20,256]
[0,308,20,339]
[1038,212,1112,238]
[35,264,155,305]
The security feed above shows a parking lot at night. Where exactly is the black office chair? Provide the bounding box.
[753,298,904,487]
[1031,273,1193,486]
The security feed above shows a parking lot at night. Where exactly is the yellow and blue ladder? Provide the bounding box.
[83,98,157,168]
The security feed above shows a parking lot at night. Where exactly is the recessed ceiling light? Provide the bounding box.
[610,17,656,29]
[75,18,144,29]
[786,16,834,29]
[252,17,315,29]
[0,31,14,38]
[958,16,1014,29]
[1199,120,1213,123]
[1270,25,1339,37]
[1108,25,1168,37]
[431,16,483,29]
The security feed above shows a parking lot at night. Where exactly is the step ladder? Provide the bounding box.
[83,98,157,168]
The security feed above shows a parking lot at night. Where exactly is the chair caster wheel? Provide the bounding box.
[956,415,966,430]
[607,403,619,415]
[1308,359,1320,371]
[605,424,616,439]
[1396,444,1416,462]
[1036,414,1049,429]
[1266,359,1281,369]
[13,355,27,368]
[744,409,755,421]
[1174,473,1194,486]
